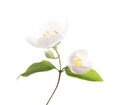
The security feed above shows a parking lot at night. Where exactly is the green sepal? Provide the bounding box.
[21,60,56,77]
[64,66,103,82]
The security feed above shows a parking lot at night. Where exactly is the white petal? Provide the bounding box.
[40,21,64,37]
[69,65,91,74]
[26,37,40,48]
[37,35,63,48]
[83,60,92,68]
[69,49,88,64]
[63,20,68,36]
[75,49,88,59]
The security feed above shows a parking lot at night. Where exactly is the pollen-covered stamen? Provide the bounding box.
[73,57,83,66]
[54,29,59,35]
[46,30,50,35]
[42,30,50,37]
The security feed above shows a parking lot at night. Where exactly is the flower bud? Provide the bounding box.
[45,50,56,59]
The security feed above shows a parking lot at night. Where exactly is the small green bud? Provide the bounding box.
[45,50,56,59]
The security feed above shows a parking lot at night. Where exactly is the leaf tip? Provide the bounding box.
[93,76,104,82]
[98,77,104,82]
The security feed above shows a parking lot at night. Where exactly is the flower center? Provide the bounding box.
[42,29,59,37]
[73,57,83,66]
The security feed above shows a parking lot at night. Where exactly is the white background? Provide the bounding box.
[0,0,120,105]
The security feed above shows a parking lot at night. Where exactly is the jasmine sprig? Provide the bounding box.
[18,21,103,105]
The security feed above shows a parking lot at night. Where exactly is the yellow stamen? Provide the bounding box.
[46,30,50,35]
[42,34,47,37]
[73,57,83,66]
[42,30,50,37]
[54,29,58,35]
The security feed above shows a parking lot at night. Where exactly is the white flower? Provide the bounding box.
[69,50,92,74]
[26,21,66,48]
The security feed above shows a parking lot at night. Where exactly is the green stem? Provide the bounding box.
[53,46,62,71]
[46,71,62,105]
[45,46,62,105]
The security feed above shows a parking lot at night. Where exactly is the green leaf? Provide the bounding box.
[21,60,56,77]
[65,67,103,82]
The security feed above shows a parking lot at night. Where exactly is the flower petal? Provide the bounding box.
[75,49,88,59]
[83,60,92,68]
[26,37,40,48]
[40,21,64,37]
[37,35,63,48]
[69,65,91,74]
[69,49,88,64]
